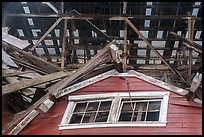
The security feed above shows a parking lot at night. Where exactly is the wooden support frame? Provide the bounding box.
[124,18,188,85]
[187,18,195,82]
[69,10,112,41]
[30,17,63,51]
[61,18,68,68]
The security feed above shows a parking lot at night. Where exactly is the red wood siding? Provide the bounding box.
[19,76,202,135]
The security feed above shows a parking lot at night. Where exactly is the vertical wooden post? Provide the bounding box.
[61,18,68,68]
[124,20,127,72]
[187,16,194,82]
[123,2,128,72]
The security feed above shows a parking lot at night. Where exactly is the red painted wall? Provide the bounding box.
[19,76,202,135]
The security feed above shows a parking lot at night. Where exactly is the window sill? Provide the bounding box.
[58,121,167,130]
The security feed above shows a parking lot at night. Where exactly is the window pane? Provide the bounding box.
[74,102,87,112]
[132,112,146,121]
[82,112,96,123]
[121,102,135,111]
[135,102,147,111]
[69,113,83,124]
[99,101,112,111]
[146,111,160,121]
[148,101,161,111]
[95,112,109,122]
[119,112,132,121]
[86,102,99,112]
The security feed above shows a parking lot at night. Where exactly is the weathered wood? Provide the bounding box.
[122,2,127,15]
[169,31,202,53]
[8,110,39,135]
[189,73,202,92]
[187,17,195,82]
[61,18,68,68]
[125,18,188,85]
[30,17,63,51]
[127,70,189,96]
[6,13,201,20]
[123,20,127,72]
[2,31,29,50]
[54,69,119,98]
[2,69,38,78]
[2,71,73,95]
[2,49,18,68]
[70,10,112,41]
[110,44,121,64]
[3,42,63,73]
[39,99,54,113]
[42,2,59,14]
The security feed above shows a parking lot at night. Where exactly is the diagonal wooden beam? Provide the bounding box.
[125,18,188,84]
[42,2,59,14]
[69,10,112,41]
[30,17,63,51]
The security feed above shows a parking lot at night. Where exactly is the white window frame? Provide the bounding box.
[59,91,169,130]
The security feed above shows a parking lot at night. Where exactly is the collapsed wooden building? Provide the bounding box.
[2,2,202,135]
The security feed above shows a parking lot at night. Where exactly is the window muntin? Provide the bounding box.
[118,99,161,122]
[68,100,112,124]
[59,92,169,129]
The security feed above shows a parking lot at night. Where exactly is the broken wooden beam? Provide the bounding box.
[169,31,202,53]
[2,29,29,49]
[3,42,64,73]
[2,71,73,95]
[8,110,39,135]
[2,49,18,68]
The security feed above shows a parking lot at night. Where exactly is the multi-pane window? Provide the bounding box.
[69,100,112,124]
[59,92,169,130]
[118,99,161,122]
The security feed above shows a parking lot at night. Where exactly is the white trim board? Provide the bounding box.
[59,92,169,130]
[54,69,189,99]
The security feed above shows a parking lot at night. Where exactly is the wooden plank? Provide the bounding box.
[8,110,39,135]
[61,18,68,68]
[2,49,18,68]
[2,69,39,78]
[54,69,119,98]
[6,13,201,20]
[125,18,188,85]
[123,20,127,72]
[2,71,73,95]
[2,31,29,50]
[110,44,121,64]
[187,18,195,82]
[127,70,189,96]
[3,42,63,73]
[189,73,202,92]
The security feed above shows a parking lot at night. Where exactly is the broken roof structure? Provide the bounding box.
[2,2,202,135]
